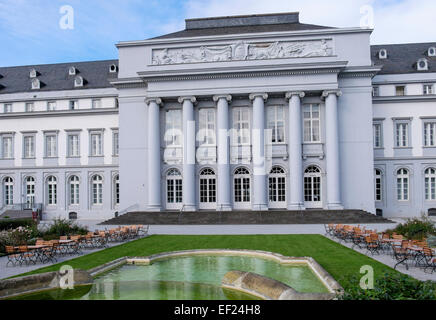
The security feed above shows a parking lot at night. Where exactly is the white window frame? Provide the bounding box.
[25,176,35,207]
[267,106,285,144]
[425,168,436,201]
[69,175,80,205]
[374,169,383,202]
[164,109,182,147]
[395,86,406,96]
[394,121,410,148]
[304,166,322,208]
[303,104,321,143]
[233,167,251,208]
[199,168,216,209]
[114,174,120,206]
[46,176,57,206]
[47,101,57,111]
[91,175,103,205]
[424,84,434,95]
[25,103,34,112]
[1,134,14,159]
[112,130,119,156]
[23,135,35,159]
[44,132,58,158]
[198,108,216,146]
[372,86,380,97]
[92,99,102,109]
[67,133,80,157]
[232,107,250,146]
[4,103,12,113]
[268,166,286,208]
[397,168,409,201]
[89,130,104,157]
[3,177,13,205]
[373,122,383,148]
[424,121,436,147]
[69,100,79,110]
[166,169,182,209]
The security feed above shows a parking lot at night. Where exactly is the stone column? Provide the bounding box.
[214,94,232,211]
[286,91,305,210]
[146,98,162,211]
[322,90,344,210]
[249,93,268,211]
[179,96,197,212]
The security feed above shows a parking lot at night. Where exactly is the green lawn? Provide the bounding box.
[13,234,399,287]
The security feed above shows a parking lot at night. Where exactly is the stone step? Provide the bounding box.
[100,210,393,225]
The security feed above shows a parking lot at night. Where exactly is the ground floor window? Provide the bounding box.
[425,167,436,201]
[234,167,250,203]
[69,175,80,205]
[25,176,35,208]
[47,176,57,205]
[92,175,103,205]
[269,166,286,204]
[397,168,409,201]
[375,169,382,202]
[167,169,182,204]
[304,166,321,205]
[199,168,216,204]
[114,175,120,205]
[3,177,13,205]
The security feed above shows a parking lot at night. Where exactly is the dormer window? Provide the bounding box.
[109,64,118,73]
[31,78,40,90]
[74,76,84,87]
[417,58,429,71]
[29,68,37,78]
[428,47,436,57]
[69,66,76,75]
[378,49,387,59]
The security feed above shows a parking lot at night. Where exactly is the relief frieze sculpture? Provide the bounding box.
[152,39,333,65]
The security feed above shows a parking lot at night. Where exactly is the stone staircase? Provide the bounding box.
[100,209,393,225]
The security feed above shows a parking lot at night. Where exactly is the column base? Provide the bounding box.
[252,204,269,211]
[147,205,161,212]
[327,203,344,210]
[182,205,197,212]
[216,204,232,212]
[287,203,305,211]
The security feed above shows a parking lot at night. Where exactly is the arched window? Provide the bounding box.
[304,166,322,207]
[69,175,80,205]
[374,169,383,202]
[25,176,35,208]
[47,176,57,205]
[114,174,120,205]
[397,168,409,201]
[425,168,436,201]
[269,166,286,206]
[167,169,182,205]
[234,167,250,203]
[92,175,103,205]
[3,177,13,205]
[199,168,216,207]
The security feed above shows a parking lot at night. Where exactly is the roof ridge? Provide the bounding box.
[0,59,118,70]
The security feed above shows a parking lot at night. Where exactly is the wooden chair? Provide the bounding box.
[365,236,381,255]
[5,246,21,266]
[18,246,37,265]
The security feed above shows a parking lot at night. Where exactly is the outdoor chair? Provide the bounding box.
[5,246,21,267]
[18,246,37,265]
[40,241,58,263]
[392,240,412,270]
[365,236,381,255]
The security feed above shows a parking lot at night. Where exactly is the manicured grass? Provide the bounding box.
[13,234,399,287]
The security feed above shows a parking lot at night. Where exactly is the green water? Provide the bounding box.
[10,255,329,300]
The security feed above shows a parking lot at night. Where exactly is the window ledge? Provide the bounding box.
[393,147,412,150]
[22,157,36,160]
[423,146,436,149]
[66,156,81,159]
[43,157,59,159]
[89,155,104,158]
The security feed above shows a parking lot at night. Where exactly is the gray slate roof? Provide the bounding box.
[0,59,118,94]
[371,42,436,75]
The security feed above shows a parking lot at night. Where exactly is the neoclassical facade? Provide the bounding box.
[1,12,436,219]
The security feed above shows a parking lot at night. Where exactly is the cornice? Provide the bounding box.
[110,78,147,89]
[0,108,118,119]
[373,95,436,104]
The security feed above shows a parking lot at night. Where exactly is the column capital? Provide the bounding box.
[178,96,197,104]
[213,94,232,103]
[321,90,342,99]
[249,93,268,101]
[285,91,305,100]
[145,97,162,105]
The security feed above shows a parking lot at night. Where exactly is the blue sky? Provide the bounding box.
[0,0,435,67]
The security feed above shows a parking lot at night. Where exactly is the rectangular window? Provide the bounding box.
[70,183,79,205]
[68,134,80,157]
[303,104,320,142]
[424,84,434,95]
[424,122,436,147]
[45,135,57,157]
[23,136,35,158]
[4,104,12,113]
[47,101,56,111]
[267,106,285,143]
[25,103,34,112]
[92,99,102,109]
[395,123,409,147]
[198,109,216,145]
[372,86,379,97]
[69,100,78,110]
[113,132,119,156]
[373,123,382,148]
[1,137,13,159]
[165,109,182,146]
[233,107,250,145]
[91,133,103,156]
[395,86,405,96]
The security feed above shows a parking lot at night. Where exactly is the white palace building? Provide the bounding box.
[1,12,436,220]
